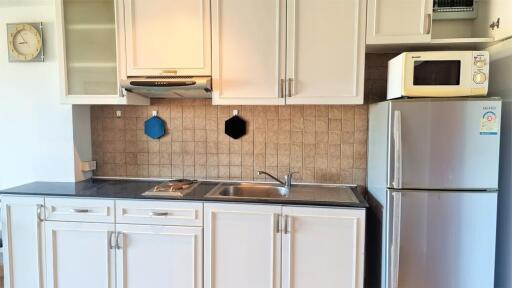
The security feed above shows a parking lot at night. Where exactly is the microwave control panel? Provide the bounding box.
[472,52,489,86]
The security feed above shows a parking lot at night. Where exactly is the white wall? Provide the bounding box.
[488,38,512,288]
[0,1,77,189]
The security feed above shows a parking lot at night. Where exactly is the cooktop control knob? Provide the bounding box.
[473,72,487,84]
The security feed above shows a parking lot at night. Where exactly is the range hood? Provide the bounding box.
[120,76,212,99]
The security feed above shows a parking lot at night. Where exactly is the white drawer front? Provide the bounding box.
[45,197,115,223]
[116,200,203,226]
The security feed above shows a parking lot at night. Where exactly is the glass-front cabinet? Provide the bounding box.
[56,0,148,105]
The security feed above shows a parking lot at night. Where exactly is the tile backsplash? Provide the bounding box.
[90,54,395,185]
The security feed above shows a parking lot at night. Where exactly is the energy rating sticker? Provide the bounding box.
[480,111,498,136]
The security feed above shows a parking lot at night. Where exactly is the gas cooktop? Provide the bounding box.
[142,179,200,197]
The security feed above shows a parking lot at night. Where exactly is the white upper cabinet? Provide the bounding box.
[281,206,366,288]
[121,0,211,76]
[367,0,432,44]
[212,0,364,105]
[56,0,148,105]
[486,0,512,41]
[285,0,366,105]
[368,0,512,47]
[211,0,286,105]
[1,196,45,288]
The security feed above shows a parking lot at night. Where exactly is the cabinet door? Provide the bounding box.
[204,203,282,288]
[1,196,45,288]
[122,0,211,76]
[212,0,286,105]
[488,0,512,41]
[45,221,115,288]
[55,0,148,105]
[281,207,366,288]
[116,224,202,288]
[367,0,433,44]
[285,0,366,105]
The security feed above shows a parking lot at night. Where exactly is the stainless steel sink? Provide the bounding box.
[206,183,288,199]
[205,182,360,204]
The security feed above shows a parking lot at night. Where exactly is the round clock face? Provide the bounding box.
[8,24,42,61]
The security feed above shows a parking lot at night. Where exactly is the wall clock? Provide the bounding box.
[7,22,44,62]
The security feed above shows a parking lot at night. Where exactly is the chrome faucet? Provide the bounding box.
[257,170,297,190]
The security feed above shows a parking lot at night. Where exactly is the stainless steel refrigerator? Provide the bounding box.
[367,98,502,288]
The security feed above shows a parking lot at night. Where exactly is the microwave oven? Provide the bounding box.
[387,51,489,100]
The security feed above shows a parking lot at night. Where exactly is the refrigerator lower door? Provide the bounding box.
[388,99,501,190]
[387,190,497,288]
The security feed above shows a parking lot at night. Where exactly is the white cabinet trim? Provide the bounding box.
[44,221,116,288]
[281,207,366,288]
[122,0,212,76]
[211,0,287,105]
[204,204,283,288]
[1,197,45,288]
[115,224,203,288]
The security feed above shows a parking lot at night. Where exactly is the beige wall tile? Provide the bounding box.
[219,154,230,165]
[229,166,241,179]
[160,165,171,177]
[291,131,303,143]
[316,118,328,132]
[207,166,219,179]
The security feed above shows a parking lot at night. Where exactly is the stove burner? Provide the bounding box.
[152,179,195,192]
[144,179,199,197]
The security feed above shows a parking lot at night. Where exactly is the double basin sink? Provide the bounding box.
[205,182,360,204]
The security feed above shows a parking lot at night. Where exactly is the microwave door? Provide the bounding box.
[412,60,461,86]
[387,99,501,190]
[387,190,497,288]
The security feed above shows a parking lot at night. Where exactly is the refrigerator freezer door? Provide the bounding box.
[388,99,501,190]
[386,190,497,288]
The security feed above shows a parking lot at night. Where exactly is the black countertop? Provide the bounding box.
[0,179,368,208]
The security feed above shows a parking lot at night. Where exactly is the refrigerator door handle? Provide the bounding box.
[393,110,403,188]
[390,191,402,288]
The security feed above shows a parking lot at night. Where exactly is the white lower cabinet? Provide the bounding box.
[204,203,282,288]
[3,197,365,288]
[281,206,366,288]
[1,196,45,288]
[44,221,116,288]
[115,224,202,288]
[204,203,366,288]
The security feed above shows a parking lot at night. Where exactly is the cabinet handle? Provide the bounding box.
[275,214,281,233]
[71,208,90,213]
[149,211,169,217]
[424,13,432,35]
[490,18,501,30]
[284,215,292,234]
[280,79,286,98]
[287,78,294,97]
[108,232,115,250]
[36,204,43,222]
[116,232,124,250]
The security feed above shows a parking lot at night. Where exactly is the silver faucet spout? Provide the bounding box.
[257,171,285,186]
[257,170,297,191]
